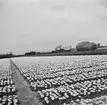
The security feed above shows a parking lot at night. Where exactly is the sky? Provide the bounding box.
[0,0,107,54]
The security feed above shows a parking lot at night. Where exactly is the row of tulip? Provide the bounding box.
[17,57,107,81]
[19,62,107,91]
[0,95,19,105]
[36,77,107,104]
[0,60,19,105]
[12,55,107,105]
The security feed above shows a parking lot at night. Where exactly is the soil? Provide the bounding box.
[10,59,43,105]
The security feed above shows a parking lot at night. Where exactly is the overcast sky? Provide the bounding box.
[0,0,107,54]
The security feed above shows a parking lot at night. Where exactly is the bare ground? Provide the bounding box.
[10,59,43,105]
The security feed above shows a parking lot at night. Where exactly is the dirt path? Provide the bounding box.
[10,59,43,105]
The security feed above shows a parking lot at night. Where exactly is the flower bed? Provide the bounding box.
[0,60,19,105]
[12,55,107,105]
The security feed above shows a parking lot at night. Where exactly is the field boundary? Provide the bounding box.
[10,59,43,105]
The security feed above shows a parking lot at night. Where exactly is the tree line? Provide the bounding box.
[0,41,106,59]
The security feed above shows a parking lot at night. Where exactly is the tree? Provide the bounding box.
[76,41,97,51]
[55,45,63,51]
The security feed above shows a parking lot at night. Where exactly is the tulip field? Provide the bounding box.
[0,59,19,105]
[11,55,107,105]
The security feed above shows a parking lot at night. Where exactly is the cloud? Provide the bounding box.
[95,0,107,21]
[100,0,107,8]
[31,0,107,22]
[1,0,107,53]
[49,0,95,22]
[5,0,106,23]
